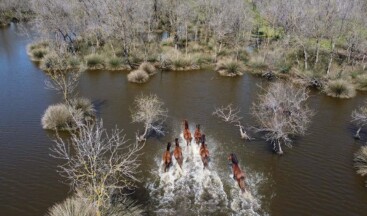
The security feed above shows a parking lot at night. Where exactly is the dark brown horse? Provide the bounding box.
[173,138,183,168]
[163,142,172,172]
[199,134,209,169]
[183,120,192,146]
[194,124,202,145]
[228,153,246,192]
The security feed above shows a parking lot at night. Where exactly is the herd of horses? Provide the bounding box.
[162,120,247,192]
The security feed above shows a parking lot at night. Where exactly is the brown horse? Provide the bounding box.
[228,153,246,192]
[183,120,192,146]
[199,134,209,169]
[173,138,183,169]
[163,142,172,172]
[194,124,202,145]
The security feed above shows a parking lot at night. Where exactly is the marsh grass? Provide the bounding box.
[85,54,105,69]
[139,62,157,75]
[107,56,123,69]
[354,146,367,186]
[127,70,150,83]
[41,103,74,130]
[216,59,244,77]
[47,195,96,216]
[324,79,356,98]
[70,97,95,120]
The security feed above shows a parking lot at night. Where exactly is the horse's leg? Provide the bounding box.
[238,178,246,192]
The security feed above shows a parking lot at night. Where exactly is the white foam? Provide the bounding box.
[146,127,266,215]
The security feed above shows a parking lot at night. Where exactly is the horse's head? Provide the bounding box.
[196,124,200,130]
[184,119,189,130]
[167,142,171,151]
[175,138,179,146]
[228,153,238,165]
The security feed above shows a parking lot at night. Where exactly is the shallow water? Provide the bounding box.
[1,24,367,215]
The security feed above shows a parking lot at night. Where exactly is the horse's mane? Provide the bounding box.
[167,142,171,151]
[175,138,179,146]
[231,153,239,165]
[184,120,189,130]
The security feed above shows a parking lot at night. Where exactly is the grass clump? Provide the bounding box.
[127,70,150,84]
[139,62,157,75]
[324,79,356,99]
[70,97,96,120]
[31,48,48,60]
[355,74,367,91]
[107,56,123,69]
[85,54,105,69]
[41,103,74,130]
[354,146,367,186]
[216,60,244,77]
[47,195,96,216]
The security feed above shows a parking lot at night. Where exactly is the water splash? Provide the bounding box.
[147,130,266,215]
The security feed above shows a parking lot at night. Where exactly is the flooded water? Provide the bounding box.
[1,24,367,215]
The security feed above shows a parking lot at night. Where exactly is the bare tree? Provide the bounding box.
[213,104,252,140]
[131,93,168,142]
[351,103,367,139]
[251,82,313,154]
[50,120,143,216]
[45,69,81,103]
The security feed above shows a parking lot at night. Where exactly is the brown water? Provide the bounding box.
[1,24,367,215]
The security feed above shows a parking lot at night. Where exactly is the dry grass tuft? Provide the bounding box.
[324,79,356,99]
[127,70,150,83]
[216,60,244,77]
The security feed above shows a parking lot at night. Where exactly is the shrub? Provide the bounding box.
[70,97,95,119]
[356,74,367,91]
[127,70,150,83]
[170,55,199,70]
[31,48,48,60]
[47,195,96,216]
[248,55,268,70]
[85,54,105,68]
[40,52,70,71]
[161,37,174,46]
[68,57,81,68]
[107,56,123,69]
[216,60,244,77]
[324,79,356,99]
[41,104,74,130]
[139,62,157,75]
[354,146,367,186]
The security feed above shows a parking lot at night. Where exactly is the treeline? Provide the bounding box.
[4,0,365,96]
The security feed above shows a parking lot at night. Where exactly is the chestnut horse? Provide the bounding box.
[173,138,183,169]
[183,120,192,146]
[163,142,172,172]
[199,134,209,169]
[194,124,202,145]
[228,153,246,192]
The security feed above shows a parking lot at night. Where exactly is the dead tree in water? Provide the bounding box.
[351,103,367,139]
[131,93,168,142]
[50,120,143,215]
[251,82,313,154]
[213,104,252,140]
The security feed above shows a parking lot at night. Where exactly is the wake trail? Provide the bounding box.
[147,128,266,215]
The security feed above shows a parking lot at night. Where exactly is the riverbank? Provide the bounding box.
[25,35,367,99]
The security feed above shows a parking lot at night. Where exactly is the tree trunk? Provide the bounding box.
[303,46,308,70]
[363,54,366,70]
[185,23,188,56]
[326,39,335,75]
[314,38,320,67]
